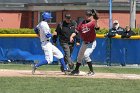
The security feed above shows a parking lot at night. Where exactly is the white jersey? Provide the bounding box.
[36,21,51,42]
[35,20,64,63]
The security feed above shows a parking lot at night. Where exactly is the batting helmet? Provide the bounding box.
[42,12,53,20]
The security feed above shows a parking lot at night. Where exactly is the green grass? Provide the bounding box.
[0,63,140,74]
[0,77,140,93]
[0,64,140,93]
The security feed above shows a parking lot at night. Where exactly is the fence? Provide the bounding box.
[0,34,140,65]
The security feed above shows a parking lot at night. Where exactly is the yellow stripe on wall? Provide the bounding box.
[0,34,140,39]
[0,34,37,37]
[96,34,140,39]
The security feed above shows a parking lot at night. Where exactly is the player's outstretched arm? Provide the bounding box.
[70,33,76,43]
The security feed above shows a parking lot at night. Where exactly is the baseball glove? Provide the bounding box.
[91,9,99,20]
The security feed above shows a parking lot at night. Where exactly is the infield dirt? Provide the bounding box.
[0,69,140,79]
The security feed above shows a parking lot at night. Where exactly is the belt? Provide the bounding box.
[41,40,49,42]
[85,41,93,44]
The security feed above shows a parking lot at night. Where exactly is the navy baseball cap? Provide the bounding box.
[65,14,71,19]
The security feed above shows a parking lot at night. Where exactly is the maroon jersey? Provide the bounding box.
[76,20,96,43]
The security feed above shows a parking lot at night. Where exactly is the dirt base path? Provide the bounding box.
[0,69,140,79]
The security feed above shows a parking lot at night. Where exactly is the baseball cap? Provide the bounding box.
[65,14,71,19]
[113,20,119,24]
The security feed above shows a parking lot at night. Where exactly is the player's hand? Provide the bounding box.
[53,31,57,36]
[37,34,40,37]
[70,37,74,43]
[70,33,76,43]
[91,9,99,20]
[76,42,80,46]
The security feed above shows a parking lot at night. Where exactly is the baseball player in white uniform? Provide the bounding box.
[32,12,67,74]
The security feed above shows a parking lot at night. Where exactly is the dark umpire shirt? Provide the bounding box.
[56,20,79,43]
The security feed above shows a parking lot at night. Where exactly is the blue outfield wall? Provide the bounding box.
[0,36,140,65]
[111,38,140,64]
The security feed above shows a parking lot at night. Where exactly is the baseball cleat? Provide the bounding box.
[64,70,69,75]
[60,65,64,72]
[87,71,95,76]
[69,70,79,75]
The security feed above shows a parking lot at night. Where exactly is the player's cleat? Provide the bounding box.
[60,65,64,72]
[64,70,69,75]
[69,70,79,75]
[32,65,37,75]
[87,71,95,76]
[67,69,73,72]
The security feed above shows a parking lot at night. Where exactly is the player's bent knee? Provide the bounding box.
[84,56,92,62]
[45,58,53,64]
[59,55,64,59]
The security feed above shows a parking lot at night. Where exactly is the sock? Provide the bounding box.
[59,58,67,70]
[75,62,81,71]
[35,60,48,67]
[87,61,93,72]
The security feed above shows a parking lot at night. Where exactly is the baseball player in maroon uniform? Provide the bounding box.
[70,10,99,75]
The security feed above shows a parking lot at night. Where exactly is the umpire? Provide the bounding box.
[53,14,80,71]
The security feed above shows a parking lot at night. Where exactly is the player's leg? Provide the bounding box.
[70,42,86,75]
[32,42,53,74]
[60,42,74,71]
[52,45,68,71]
[84,41,96,75]
[69,43,75,70]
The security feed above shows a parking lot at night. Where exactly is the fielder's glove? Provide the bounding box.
[91,9,99,20]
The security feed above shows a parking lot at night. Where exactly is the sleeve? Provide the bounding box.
[121,31,133,38]
[52,35,58,43]
[124,31,136,38]
[73,22,81,43]
[34,27,39,34]
[46,33,52,38]
[93,20,99,30]
[75,33,80,43]
[75,22,82,33]
[121,32,127,38]
[70,20,78,33]
[72,20,78,27]
[55,22,62,35]
[106,29,117,38]
[34,25,40,34]
[52,23,62,43]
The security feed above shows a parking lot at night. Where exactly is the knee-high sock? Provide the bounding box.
[75,62,81,71]
[59,58,67,70]
[87,61,93,72]
[35,60,48,67]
